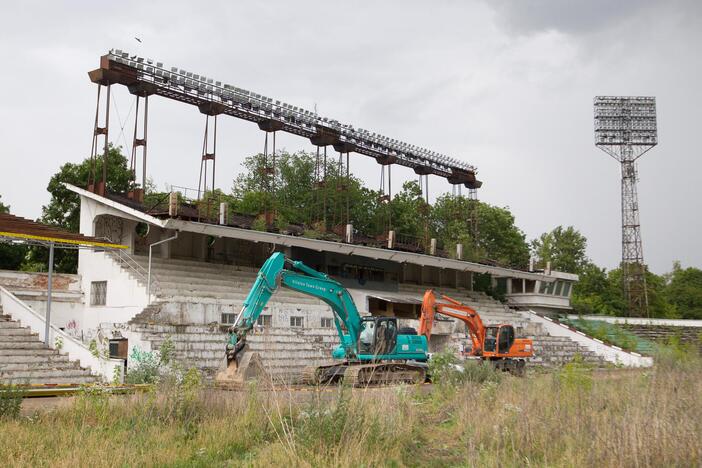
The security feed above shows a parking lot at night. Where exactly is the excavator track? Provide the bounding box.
[300,362,426,388]
[342,362,426,387]
[300,365,321,385]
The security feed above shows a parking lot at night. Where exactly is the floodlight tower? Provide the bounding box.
[593,96,658,317]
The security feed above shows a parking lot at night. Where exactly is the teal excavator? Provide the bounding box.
[215,252,429,387]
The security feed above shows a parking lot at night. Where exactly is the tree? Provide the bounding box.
[431,196,530,267]
[572,263,625,316]
[232,151,381,235]
[572,263,679,318]
[24,145,133,273]
[666,261,702,319]
[531,226,588,274]
[390,181,430,240]
[0,195,28,271]
[475,202,530,268]
[431,195,477,259]
[40,145,132,233]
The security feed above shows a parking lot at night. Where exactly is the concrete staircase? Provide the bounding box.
[131,322,339,382]
[529,335,606,367]
[0,306,98,385]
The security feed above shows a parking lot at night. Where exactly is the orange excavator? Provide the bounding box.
[418,289,533,375]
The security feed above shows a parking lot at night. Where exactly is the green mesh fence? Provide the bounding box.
[559,317,657,356]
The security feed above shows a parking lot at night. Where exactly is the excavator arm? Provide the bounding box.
[419,289,486,356]
[225,252,363,364]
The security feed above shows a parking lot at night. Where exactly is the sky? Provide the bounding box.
[0,0,700,274]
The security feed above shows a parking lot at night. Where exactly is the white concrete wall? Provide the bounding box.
[13,294,84,336]
[78,250,149,341]
[507,293,571,310]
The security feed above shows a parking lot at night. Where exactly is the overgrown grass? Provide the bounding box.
[1,351,701,467]
[562,317,657,354]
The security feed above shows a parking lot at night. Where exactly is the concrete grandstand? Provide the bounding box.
[0,182,655,385]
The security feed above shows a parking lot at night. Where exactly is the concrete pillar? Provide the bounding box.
[430,238,437,256]
[345,224,353,243]
[194,233,208,260]
[219,202,228,225]
[387,230,395,249]
[160,230,173,259]
[456,243,463,260]
[168,192,178,217]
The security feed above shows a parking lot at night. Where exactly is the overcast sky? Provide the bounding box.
[0,1,700,273]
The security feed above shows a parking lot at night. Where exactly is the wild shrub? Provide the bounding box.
[655,335,699,369]
[125,336,175,384]
[0,384,24,419]
[73,385,111,424]
[462,359,503,384]
[429,351,503,386]
[428,350,465,386]
[557,353,593,393]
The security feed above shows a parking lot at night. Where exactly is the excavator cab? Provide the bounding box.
[483,325,516,355]
[359,317,398,356]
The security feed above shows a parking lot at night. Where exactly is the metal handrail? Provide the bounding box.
[107,249,161,297]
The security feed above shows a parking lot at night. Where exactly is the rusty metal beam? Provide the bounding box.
[92,50,482,188]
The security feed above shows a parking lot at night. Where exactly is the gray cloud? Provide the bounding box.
[492,0,662,34]
[0,0,699,274]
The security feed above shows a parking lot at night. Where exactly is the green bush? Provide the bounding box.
[125,337,176,384]
[0,384,24,419]
[428,351,465,386]
[462,359,503,384]
[428,351,502,386]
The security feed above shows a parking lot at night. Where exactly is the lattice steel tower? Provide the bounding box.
[594,96,658,317]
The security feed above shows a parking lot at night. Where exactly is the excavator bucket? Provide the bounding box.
[215,350,271,390]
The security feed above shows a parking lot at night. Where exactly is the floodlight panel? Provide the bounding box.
[594,96,657,146]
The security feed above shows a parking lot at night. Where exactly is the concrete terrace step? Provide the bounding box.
[157,288,324,304]
[0,368,92,379]
[147,268,257,281]
[134,262,257,277]
[0,334,42,343]
[133,256,257,270]
[0,341,52,350]
[0,347,59,356]
[0,321,22,328]
[0,353,70,364]
[0,328,37,336]
[0,308,99,385]
[0,373,96,385]
[146,334,340,349]
[0,360,84,372]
